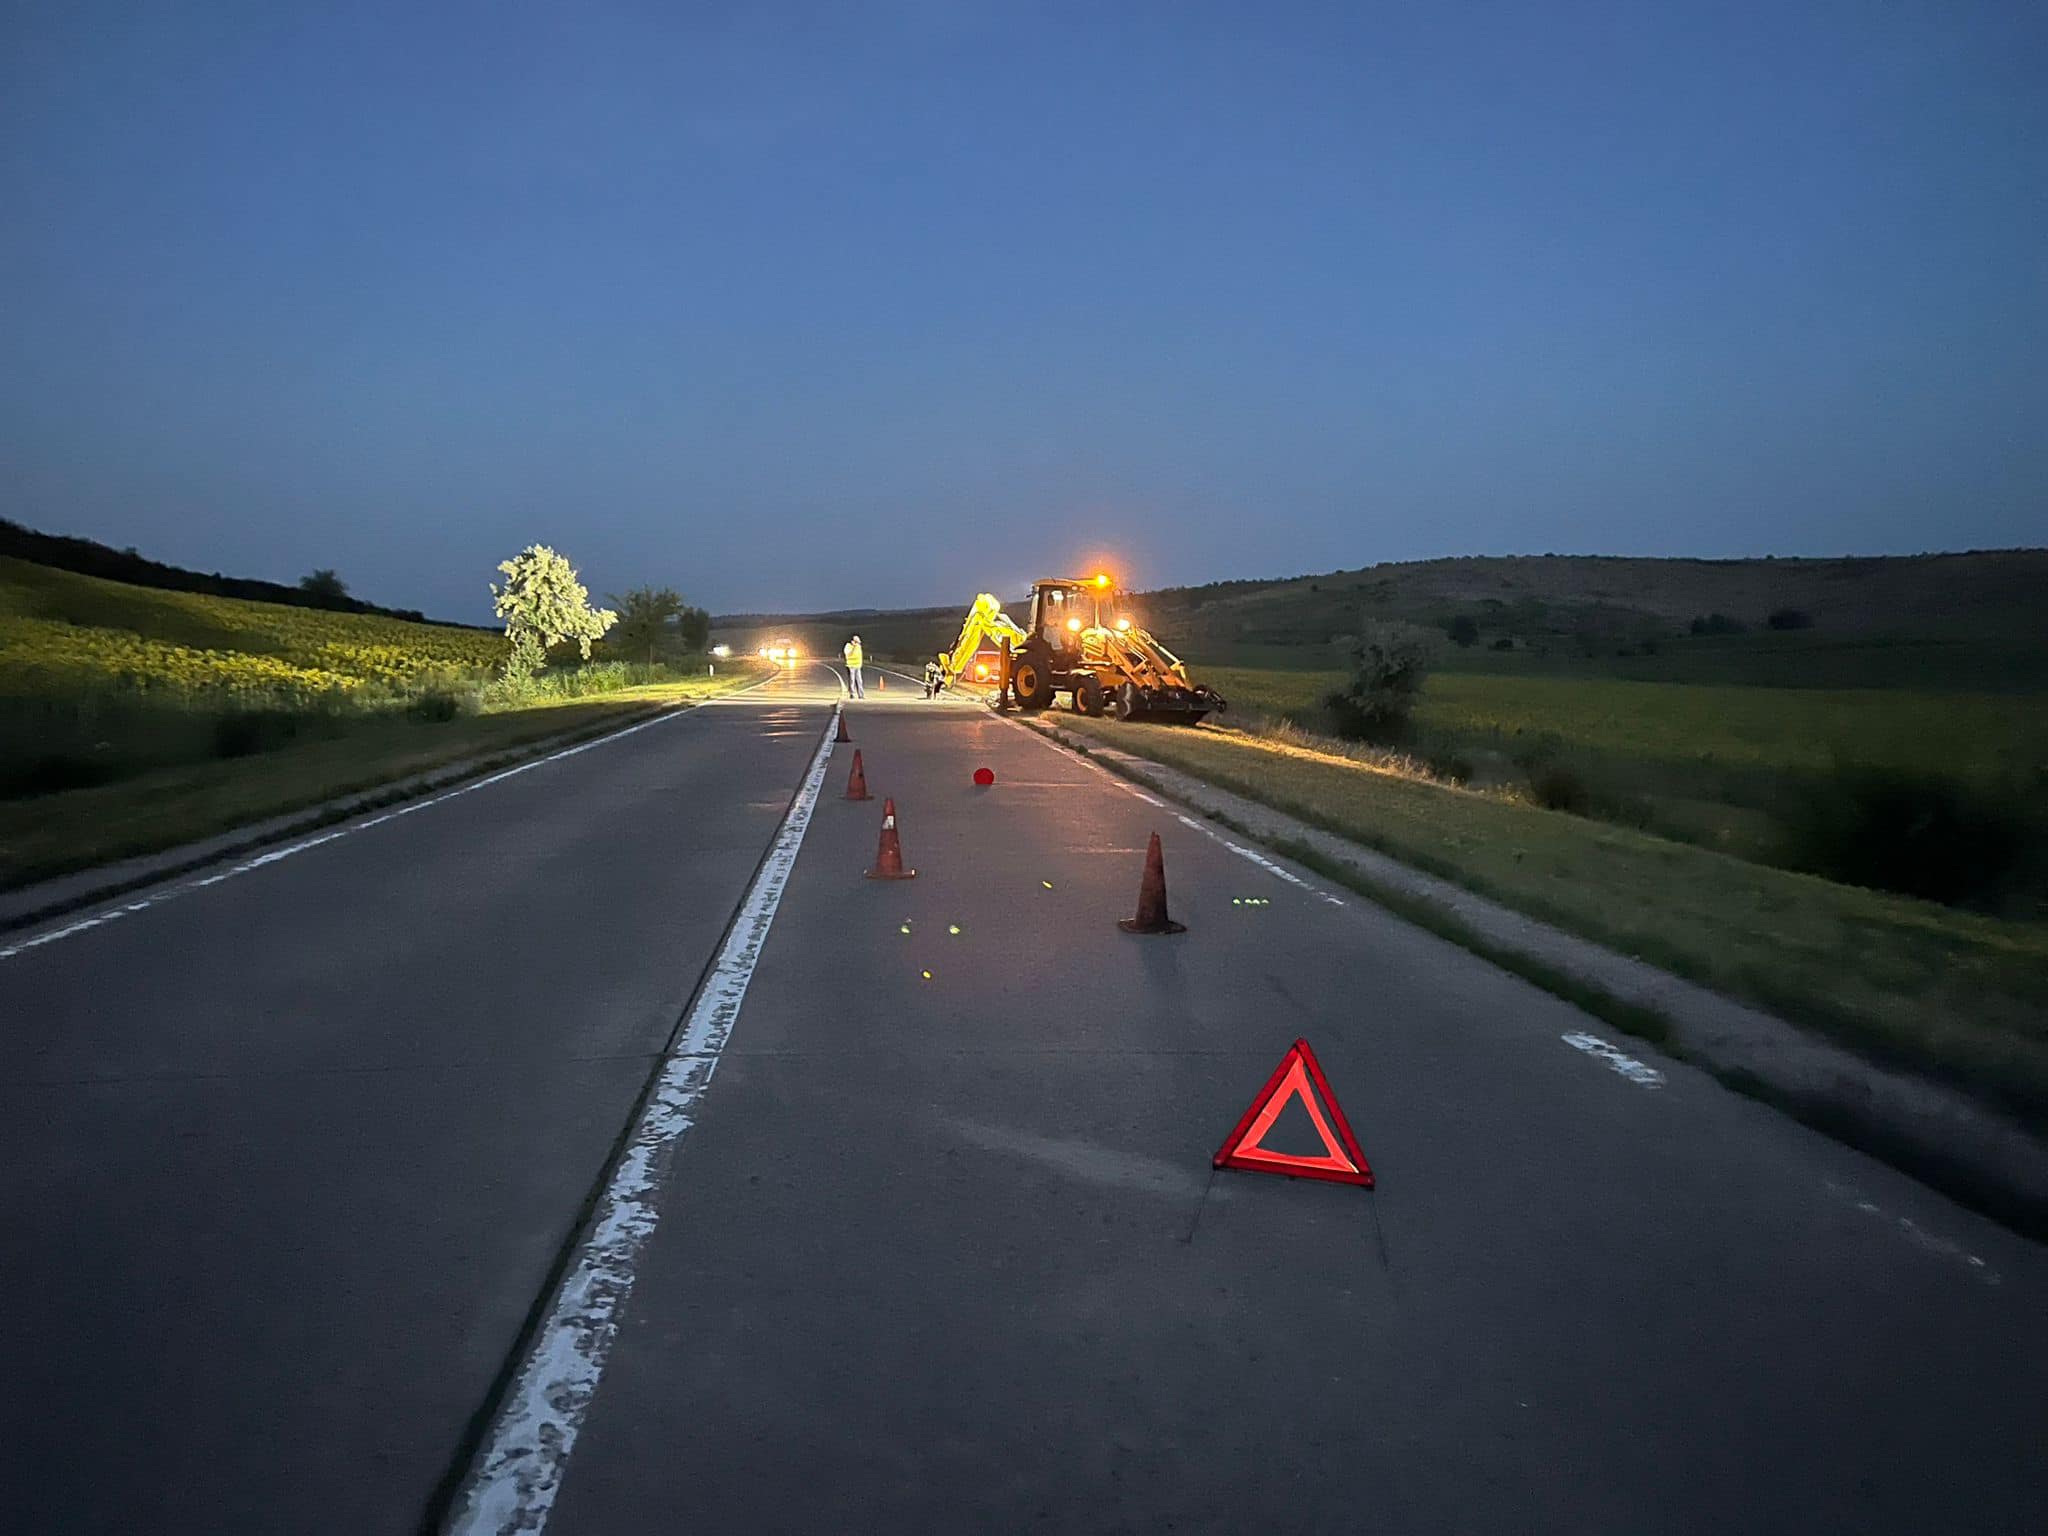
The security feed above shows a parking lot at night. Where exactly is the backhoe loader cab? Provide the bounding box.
[1000,575,1226,723]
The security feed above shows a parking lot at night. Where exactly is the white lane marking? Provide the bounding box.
[814,659,852,697]
[1,673,791,964]
[1173,813,1347,907]
[1001,719,1348,907]
[1561,1031,1666,1088]
[444,705,839,1536]
[1821,1179,2001,1286]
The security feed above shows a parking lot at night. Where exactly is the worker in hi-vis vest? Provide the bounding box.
[842,635,866,699]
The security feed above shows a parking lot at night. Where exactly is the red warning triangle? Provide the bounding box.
[1213,1039,1373,1188]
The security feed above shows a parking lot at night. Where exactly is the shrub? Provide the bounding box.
[405,689,467,723]
[1428,751,1476,785]
[1784,766,2030,905]
[1689,613,1747,635]
[2,753,122,798]
[1322,621,1435,741]
[1529,763,1592,814]
[1446,615,1479,648]
[1767,608,1815,630]
[1490,636,1515,651]
[212,709,308,759]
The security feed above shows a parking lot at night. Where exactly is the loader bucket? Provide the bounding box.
[1123,684,1226,725]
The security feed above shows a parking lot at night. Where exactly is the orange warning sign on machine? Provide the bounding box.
[1213,1038,1373,1188]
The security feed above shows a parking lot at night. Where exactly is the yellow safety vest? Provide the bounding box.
[844,641,864,667]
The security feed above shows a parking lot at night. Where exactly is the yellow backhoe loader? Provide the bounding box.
[936,575,1226,722]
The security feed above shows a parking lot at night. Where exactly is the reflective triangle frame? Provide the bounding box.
[1213,1038,1374,1188]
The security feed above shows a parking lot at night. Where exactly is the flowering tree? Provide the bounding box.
[490,545,617,681]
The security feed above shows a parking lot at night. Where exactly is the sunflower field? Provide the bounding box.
[0,557,506,702]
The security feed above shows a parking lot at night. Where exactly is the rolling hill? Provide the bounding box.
[715,549,2048,690]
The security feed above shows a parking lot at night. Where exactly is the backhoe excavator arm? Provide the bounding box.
[939,593,1030,683]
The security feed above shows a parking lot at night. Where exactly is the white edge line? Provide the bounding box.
[1,671,789,964]
[443,703,840,1536]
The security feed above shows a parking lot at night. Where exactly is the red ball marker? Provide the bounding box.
[972,766,995,787]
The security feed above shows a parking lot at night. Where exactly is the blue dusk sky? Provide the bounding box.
[3,1,2043,619]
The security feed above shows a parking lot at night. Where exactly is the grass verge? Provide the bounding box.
[1054,715,2048,1131]
[0,668,769,891]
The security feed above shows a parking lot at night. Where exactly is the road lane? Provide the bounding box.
[544,700,2047,1534]
[0,669,838,1533]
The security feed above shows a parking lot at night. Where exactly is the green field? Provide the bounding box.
[1189,631,2048,692]
[1203,666,2048,784]
[1,555,507,694]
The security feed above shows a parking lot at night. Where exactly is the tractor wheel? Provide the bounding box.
[1074,676,1108,717]
[1111,682,1138,720]
[1011,653,1055,712]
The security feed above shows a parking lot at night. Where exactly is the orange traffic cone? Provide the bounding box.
[1118,831,1185,934]
[845,749,872,801]
[865,797,916,880]
[878,674,887,690]
[835,712,852,743]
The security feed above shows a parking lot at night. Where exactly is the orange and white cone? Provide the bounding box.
[1117,831,1185,934]
[844,749,872,801]
[865,797,916,880]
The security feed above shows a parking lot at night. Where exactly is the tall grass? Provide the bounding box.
[2,659,713,803]
[481,659,699,705]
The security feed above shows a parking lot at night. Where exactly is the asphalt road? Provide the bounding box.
[4,661,2044,1533]
[0,666,843,1532]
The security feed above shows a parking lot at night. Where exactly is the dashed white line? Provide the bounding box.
[442,705,839,1536]
[1173,813,1347,906]
[1561,1031,1666,1088]
[1822,1180,2002,1285]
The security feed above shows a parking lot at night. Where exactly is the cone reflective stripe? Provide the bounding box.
[834,712,852,743]
[844,749,872,801]
[1117,831,1185,934]
[865,797,916,880]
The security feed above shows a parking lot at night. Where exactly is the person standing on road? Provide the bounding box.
[842,634,866,699]
[923,652,948,698]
